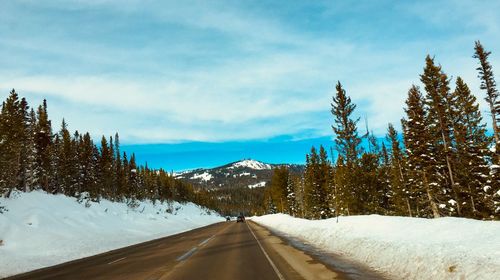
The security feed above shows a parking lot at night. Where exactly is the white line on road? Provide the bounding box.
[199,235,214,246]
[247,222,285,280]
[176,234,216,262]
[176,247,198,262]
[107,257,126,265]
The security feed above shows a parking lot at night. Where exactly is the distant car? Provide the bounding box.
[236,215,245,223]
[226,216,231,222]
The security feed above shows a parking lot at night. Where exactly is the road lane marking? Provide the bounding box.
[107,257,126,265]
[176,247,198,262]
[247,222,285,280]
[176,234,217,262]
[199,235,215,246]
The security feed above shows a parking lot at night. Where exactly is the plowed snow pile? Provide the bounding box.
[0,191,222,277]
[253,214,500,280]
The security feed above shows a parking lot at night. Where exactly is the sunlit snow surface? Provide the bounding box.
[190,172,213,181]
[248,182,267,189]
[253,214,500,280]
[230,159,271,170]
[0,191,223,277]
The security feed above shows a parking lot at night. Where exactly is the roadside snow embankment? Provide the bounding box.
[0,191,222,278]
[253,214,500,280]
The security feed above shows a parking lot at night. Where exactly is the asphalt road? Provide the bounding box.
[4,221,386,280]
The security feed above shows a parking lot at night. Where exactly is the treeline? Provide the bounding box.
[266,41,500,220]
[0,94,197,205]
[196,187,267,216]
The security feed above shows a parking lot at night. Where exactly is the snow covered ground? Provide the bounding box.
[0,191,223,278]
[191,171,213,181]
[253,214,500,280]
[230,159,271,170]
[248,181,267,189]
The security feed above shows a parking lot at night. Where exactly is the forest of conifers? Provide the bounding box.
[266,41,499,220]
[0,93,201,206]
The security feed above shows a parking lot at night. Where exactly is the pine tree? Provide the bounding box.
[386,123,412,216]
[358,152,380,214]
[403,85,440,218]
[474,41,500,162]
[128,153,139,201]
[98,136,113,198]
[57,119,78,196]
[331,82,362,165]
[377,143,391,214]
[114,133,125,201]
[330,81,362,215]
[34,99,53,192]
[286,175,299,216]
[0,90,24,196]
[23,108,37,192]
[333,155,348,215]
[304,147,319,218]
[318,146,332,218]
[269,166,289,213]
[450,77,492,218]
[420,56,461,216]
[16,98,30,191]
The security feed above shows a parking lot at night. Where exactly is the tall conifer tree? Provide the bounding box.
[420,56,461,216]
[474,41,500,161]
[403,85,440,217]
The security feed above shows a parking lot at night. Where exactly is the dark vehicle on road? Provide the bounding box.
[236,215,245,223]
[226,216,231,221]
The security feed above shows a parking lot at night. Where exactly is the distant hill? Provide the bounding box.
[174,159,304,189]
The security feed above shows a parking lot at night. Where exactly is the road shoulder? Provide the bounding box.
[248,221,345,280]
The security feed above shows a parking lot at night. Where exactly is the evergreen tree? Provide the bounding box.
[474,41,500,161]
[303,146,332,219]
[386,123,412,216]
[23,108,37,192]
[0,90,24,196]
[114,133,125,201]
[333,155,349,215]
[128,153,139,201]
[98,136,113,198]
[16,98,32,191]
[420,56,461,216]
[451,77,493,218]
[34,100,53,192]
[403,85,440,218]
[331,82,362,165]
[286,175,299,216]
[57,119,78,196]
[269,166,289,213]
[330,82,362,215]
[317,146,332,218]
[377,143,391,214]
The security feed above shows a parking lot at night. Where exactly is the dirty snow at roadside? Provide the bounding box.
[0,190,223,278]
[253,214,500,280]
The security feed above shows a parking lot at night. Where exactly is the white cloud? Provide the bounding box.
[1,1,500,142]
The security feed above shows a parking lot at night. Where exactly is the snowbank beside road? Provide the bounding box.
[253,214,500,280]
[0,191,222,278]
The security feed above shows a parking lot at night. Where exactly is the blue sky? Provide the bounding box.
[1,0,500,170]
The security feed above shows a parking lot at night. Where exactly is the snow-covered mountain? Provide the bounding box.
[174,159,304,189]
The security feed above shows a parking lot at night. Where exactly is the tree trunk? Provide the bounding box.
[467,184,476,215]
[490,103,500,147]
[423,170,440,218]
[439,127,462,216]
[406,197,413,217]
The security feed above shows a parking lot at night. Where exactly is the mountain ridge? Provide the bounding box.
[174,159,304,189]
